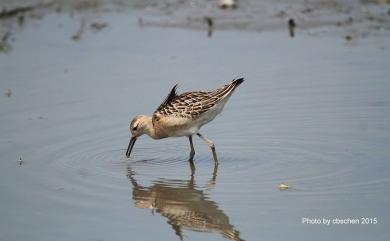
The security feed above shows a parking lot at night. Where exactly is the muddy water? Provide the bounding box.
[1,10,390,241]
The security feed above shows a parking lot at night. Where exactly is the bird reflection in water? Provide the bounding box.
[127,162,244,241]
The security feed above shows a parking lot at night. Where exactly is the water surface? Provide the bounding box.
[1,8,390,241]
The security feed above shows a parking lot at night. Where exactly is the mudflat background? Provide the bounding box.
[1,1,390,241]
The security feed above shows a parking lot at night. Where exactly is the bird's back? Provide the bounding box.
[152,78,244,137]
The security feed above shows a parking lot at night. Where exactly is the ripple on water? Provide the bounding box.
[27,100,390,207]
[205,88,390,199]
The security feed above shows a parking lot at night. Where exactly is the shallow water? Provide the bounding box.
[1,9,390,241]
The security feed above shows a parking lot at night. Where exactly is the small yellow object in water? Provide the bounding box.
[279,183,289,190]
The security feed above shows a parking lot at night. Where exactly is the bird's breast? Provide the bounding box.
[153,116,199,137]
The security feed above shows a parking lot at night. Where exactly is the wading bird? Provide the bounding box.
[126,78,245,162]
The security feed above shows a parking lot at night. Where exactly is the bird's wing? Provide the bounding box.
[153,79,244,121]
[154,84,179,114]
[153,90,216,120]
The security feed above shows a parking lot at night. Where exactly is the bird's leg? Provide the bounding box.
[188,135,195,162]
[205,159,218,190]
[196,133,219,163]
[189,159,196,177]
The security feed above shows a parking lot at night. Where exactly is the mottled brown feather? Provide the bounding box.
[152,78,244,125]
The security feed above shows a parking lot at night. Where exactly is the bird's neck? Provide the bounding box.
[143,116,158,139]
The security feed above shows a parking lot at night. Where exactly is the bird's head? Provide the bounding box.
[130,115,150,137]
[126,115,150,158]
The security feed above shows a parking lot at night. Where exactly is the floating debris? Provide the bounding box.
[345,35,352,41]
[18,157,23,166]
[90,22,108,31]
[4,89,12,97]
[279,183,289,191]
[218,0,237,9]
[204,16,213,38]
[288,18,296,38]
[71,19,86,41]
[0,32,12,53]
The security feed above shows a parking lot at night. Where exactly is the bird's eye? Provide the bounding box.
[132,126,137,131]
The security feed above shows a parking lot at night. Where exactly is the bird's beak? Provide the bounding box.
[126,136,137,158]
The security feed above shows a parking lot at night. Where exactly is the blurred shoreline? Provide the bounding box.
[1,0,389,37]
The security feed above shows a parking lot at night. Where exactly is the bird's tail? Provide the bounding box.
[231,78,245,89]
[209,78,245,99]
